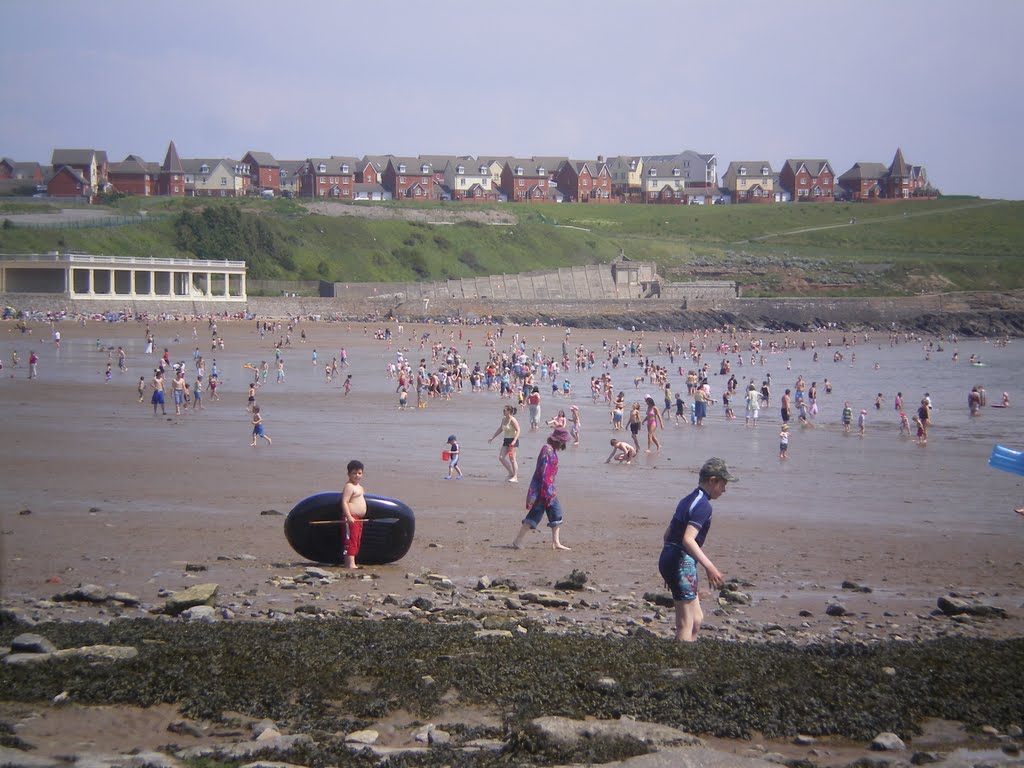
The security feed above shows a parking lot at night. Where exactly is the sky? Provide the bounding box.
[3,0,1021,199]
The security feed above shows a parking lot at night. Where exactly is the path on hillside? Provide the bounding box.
[735,199,1006,244]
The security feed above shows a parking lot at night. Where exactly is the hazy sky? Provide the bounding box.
[3,1,1020,199]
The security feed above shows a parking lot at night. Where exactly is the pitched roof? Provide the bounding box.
[52,165,90,185]
[51,148,102,167]
[161,141,184,174]
[784,159,832,176]
[504,158,553,177]
[179,158,241,175]
[888,148,909,177]
[108,155,158,175]
[838,162,889,181]
[307,156,359,174]
[243,151,278,167]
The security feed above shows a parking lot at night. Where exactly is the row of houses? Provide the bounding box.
[1,143,931,205]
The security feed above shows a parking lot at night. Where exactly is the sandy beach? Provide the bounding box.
[1,316,1022,644]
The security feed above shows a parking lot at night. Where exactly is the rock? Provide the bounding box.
[110,592,141,606]
[168,720,206,738]
[177,735,312,760]
[793,734,816,745]
[719,590,751,605]
[345,729,379,744]
[185,563,207,572]
[842,580,873,593]
[527,715,703,749]
[303,567,334,580]
[593,677,618,690]
[181,605,217,623]
[643,591,675,608]
[53,583,109,603]
[429,728,450,745]
[0,746,64,767]
[259,509,282,515]
[52,645,138,662]
[408,596,434,611]
[909,751,943,764]
[10,633,57,654]
[1008,725,1023,737]
[520,592,570,608]
[476,575,492,590]
[475,629,513,639]
[164,583,219,615]
[553,569,588,590]
[52,691,70,705]
[937,595,1008,618]
[870,731,906,751]
[825,603,848,617]
[5,652,54,665]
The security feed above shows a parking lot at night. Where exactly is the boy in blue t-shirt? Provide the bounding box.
[444,434,463,479]
[658,457,736,642]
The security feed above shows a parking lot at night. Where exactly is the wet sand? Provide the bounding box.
[1,317,1023,642]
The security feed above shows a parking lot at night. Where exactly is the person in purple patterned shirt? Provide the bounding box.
[511,427,571,550]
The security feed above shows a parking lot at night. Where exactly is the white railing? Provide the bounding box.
[0,253,246,270]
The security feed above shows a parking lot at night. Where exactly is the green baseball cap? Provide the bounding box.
[700,457,737,482]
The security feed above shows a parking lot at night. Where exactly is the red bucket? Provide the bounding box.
[441,451,451,461]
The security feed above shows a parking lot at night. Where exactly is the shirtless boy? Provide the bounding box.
[341,460,367,570]
[605,438,637,464]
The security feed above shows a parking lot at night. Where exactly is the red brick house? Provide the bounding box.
[46,165,93,200]
[884,148,928,199]
[156,141,185,197]
[839,149,929,201]
[0,158,44,186]
[383,157,440,201]
[780,159,834,202]
[554,159,613,203]
[108,154,159,195]
[500,159,556,203]
[242,151,280,194]
[49,149,108,198]
[300,156,358,199]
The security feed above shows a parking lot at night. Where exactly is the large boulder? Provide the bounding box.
[164,584,219,616]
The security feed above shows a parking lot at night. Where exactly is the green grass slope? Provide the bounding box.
[1,196,1021,297]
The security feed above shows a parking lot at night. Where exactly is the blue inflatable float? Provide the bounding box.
[988,444,1024,476]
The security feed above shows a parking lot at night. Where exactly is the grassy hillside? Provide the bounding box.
[1,196,1021,297]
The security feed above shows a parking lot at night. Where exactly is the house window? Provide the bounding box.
[456,165,465,174]
[672,168,680,176]
[739,167,747,176]
[199,164,210,174]
[341,164,349,173]
[400,176,406,183]
[761,167,769,175]
[515,166,524,175]
[398,164,406,173]
[479,165,488,174]
[420,164,429,173]
[220,177,227,186]
[518,179,524,187]
[648,168,657,177]
[422,177,427,183]
[800,178,808,185]
[318,164,326,173]
[740,179,746,188]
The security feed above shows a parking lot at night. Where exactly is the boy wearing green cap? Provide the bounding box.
[658,457,736,642]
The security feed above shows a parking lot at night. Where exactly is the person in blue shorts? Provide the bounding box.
[658,457,735,642]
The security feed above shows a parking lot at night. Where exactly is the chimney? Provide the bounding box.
[597,154,605,163]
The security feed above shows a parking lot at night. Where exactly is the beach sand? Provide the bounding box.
[2,316,1022,642]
